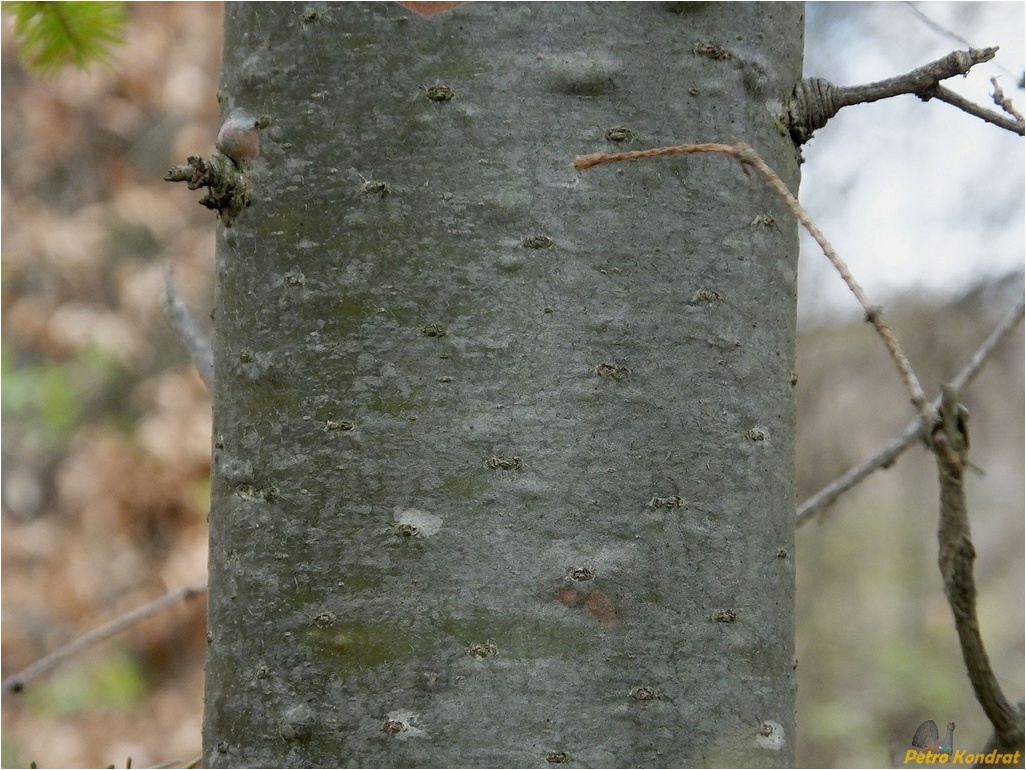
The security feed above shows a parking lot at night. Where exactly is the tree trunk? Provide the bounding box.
[205,3,804,766]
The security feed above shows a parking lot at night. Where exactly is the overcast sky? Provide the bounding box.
[799,2,1024,323]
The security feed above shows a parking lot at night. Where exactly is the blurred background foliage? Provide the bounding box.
[5,2,126,76]
[1,3,1022,767]
[2,4,219,766]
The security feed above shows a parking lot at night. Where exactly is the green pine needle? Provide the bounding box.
[5,1,127,76]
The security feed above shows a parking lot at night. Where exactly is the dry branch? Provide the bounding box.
[1,583,207,694]
[787,47,1024,143]
[931,385,1023,756]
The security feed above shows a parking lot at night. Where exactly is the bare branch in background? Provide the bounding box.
[902,2,1021,83]
[1,584,207,695]
[797,294,1024,526]
[163,265,213,389]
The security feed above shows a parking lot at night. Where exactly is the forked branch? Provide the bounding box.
[797,294,1024,525]
[787,46,1024,144]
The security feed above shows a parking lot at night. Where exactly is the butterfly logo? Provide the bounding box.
[911,720,955,756]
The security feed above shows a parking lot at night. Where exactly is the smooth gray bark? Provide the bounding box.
[206,3,804,766]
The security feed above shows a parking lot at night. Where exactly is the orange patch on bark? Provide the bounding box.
[399,2,462,15]
[584,589,618,629]
[553,587,580,607]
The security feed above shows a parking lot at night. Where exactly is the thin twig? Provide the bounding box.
[572,141,735,170]
[902,2,974,51]
[935,84,1025,135]
[732,143,934,425]
[905,4,1019,86]
[149,759,187,769]
[575,140,934,426]
[164,265,213,389]
[950,294,1025,392]
[797,421,922,527]
[932,384,1023,755]
[797,293,1024,525]
[990,76,1024,123]
[1,583,207,694]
